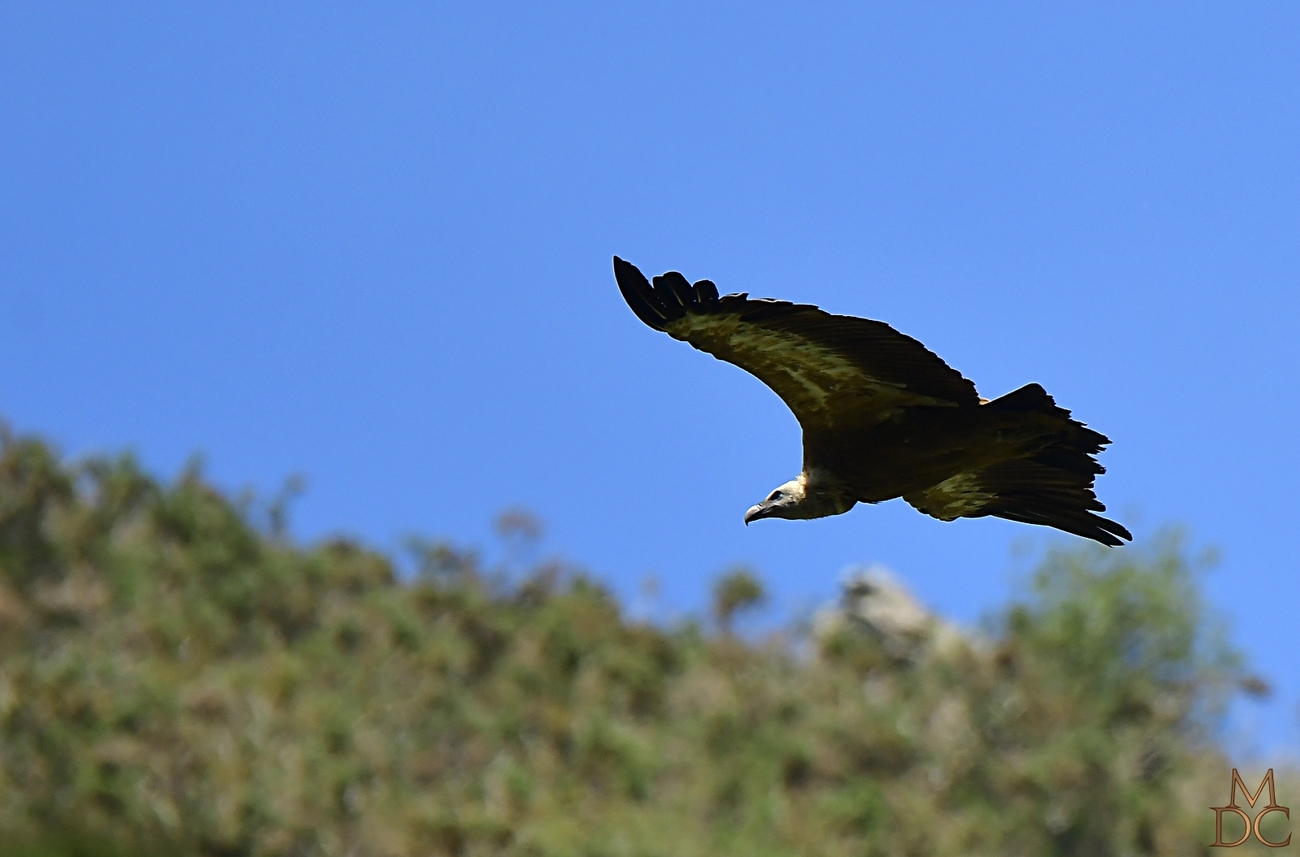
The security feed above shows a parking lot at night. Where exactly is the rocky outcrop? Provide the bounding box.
[813,565,972,662]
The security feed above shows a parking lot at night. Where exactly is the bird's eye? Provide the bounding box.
[767,491,783,503]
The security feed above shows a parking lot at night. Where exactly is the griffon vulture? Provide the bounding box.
[613,257,1130,546]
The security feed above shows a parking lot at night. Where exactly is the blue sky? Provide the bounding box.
[2,4,1297,753]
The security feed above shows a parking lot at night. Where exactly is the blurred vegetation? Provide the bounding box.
[711,567,765,633]
[0,425,1288,856]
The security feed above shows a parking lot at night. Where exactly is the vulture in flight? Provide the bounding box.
[613,257,1131,546]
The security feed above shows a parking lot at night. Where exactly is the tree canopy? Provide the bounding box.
[0,425,1283,857]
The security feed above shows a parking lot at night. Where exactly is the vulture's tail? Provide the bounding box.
[976,384,1132,546]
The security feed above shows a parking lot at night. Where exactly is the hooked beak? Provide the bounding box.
[744,503,769,525]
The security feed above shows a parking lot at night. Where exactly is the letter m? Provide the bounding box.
[1228,769,1281,809]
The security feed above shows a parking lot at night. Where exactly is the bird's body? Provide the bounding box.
[613,257,1131,546]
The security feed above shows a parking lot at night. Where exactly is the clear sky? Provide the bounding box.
[2,4,1297,754]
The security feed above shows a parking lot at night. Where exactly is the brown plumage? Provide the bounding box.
[613,256,1131,546]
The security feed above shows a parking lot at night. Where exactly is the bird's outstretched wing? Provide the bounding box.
[905,458,1132,546]
[614,257,980,431]
[902,383,1133,546]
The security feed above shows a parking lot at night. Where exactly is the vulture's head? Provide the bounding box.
[745,472,857,524]
[744,479,809,524]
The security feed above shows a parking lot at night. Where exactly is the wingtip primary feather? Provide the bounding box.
[693,278,719,304]
[613,256,671,331]
[652,271,696,310]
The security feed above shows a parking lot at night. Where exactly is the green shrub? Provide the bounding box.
[0,428,1282,857]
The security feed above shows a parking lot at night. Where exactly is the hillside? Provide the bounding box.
[0,425,1278,856]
